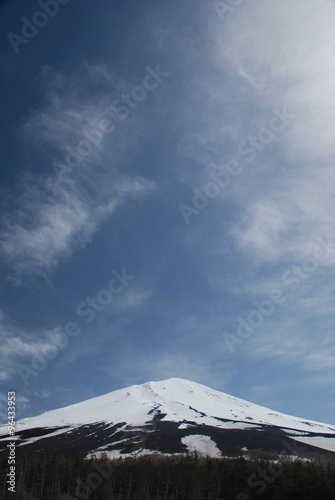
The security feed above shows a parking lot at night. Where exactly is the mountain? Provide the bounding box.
[1,378,335,460]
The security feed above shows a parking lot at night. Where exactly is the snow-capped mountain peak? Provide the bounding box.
[1,378,334,459]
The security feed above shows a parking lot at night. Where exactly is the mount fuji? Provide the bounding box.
[1,378,335,460]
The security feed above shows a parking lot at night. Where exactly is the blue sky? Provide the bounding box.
[1,0,335,426]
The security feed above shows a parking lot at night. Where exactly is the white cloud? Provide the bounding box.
[304,349,335,371]
[111,288,157,311]
[230,201,286,259]
[172,1,335,274]
[207,0,335,265]
[34,389,51,400]
[0,313,65,383]
[237,306,335,386]
[1,174,153,284]
[0,65,155,284]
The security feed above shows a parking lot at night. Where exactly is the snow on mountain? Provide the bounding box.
[1,378,334,459]
[4,378,334,434]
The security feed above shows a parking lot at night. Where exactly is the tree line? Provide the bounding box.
[0,451,334,499]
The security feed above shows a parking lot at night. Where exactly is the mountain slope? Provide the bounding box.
[1,378,335,460]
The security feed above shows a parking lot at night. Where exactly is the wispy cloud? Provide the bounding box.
[175,0,335,267]
[1,174,153,285]
[0,65,155,284]
[0,311,64,383]
[213,0,335,264]
[111,287,158,312]
[238,307,335,385]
